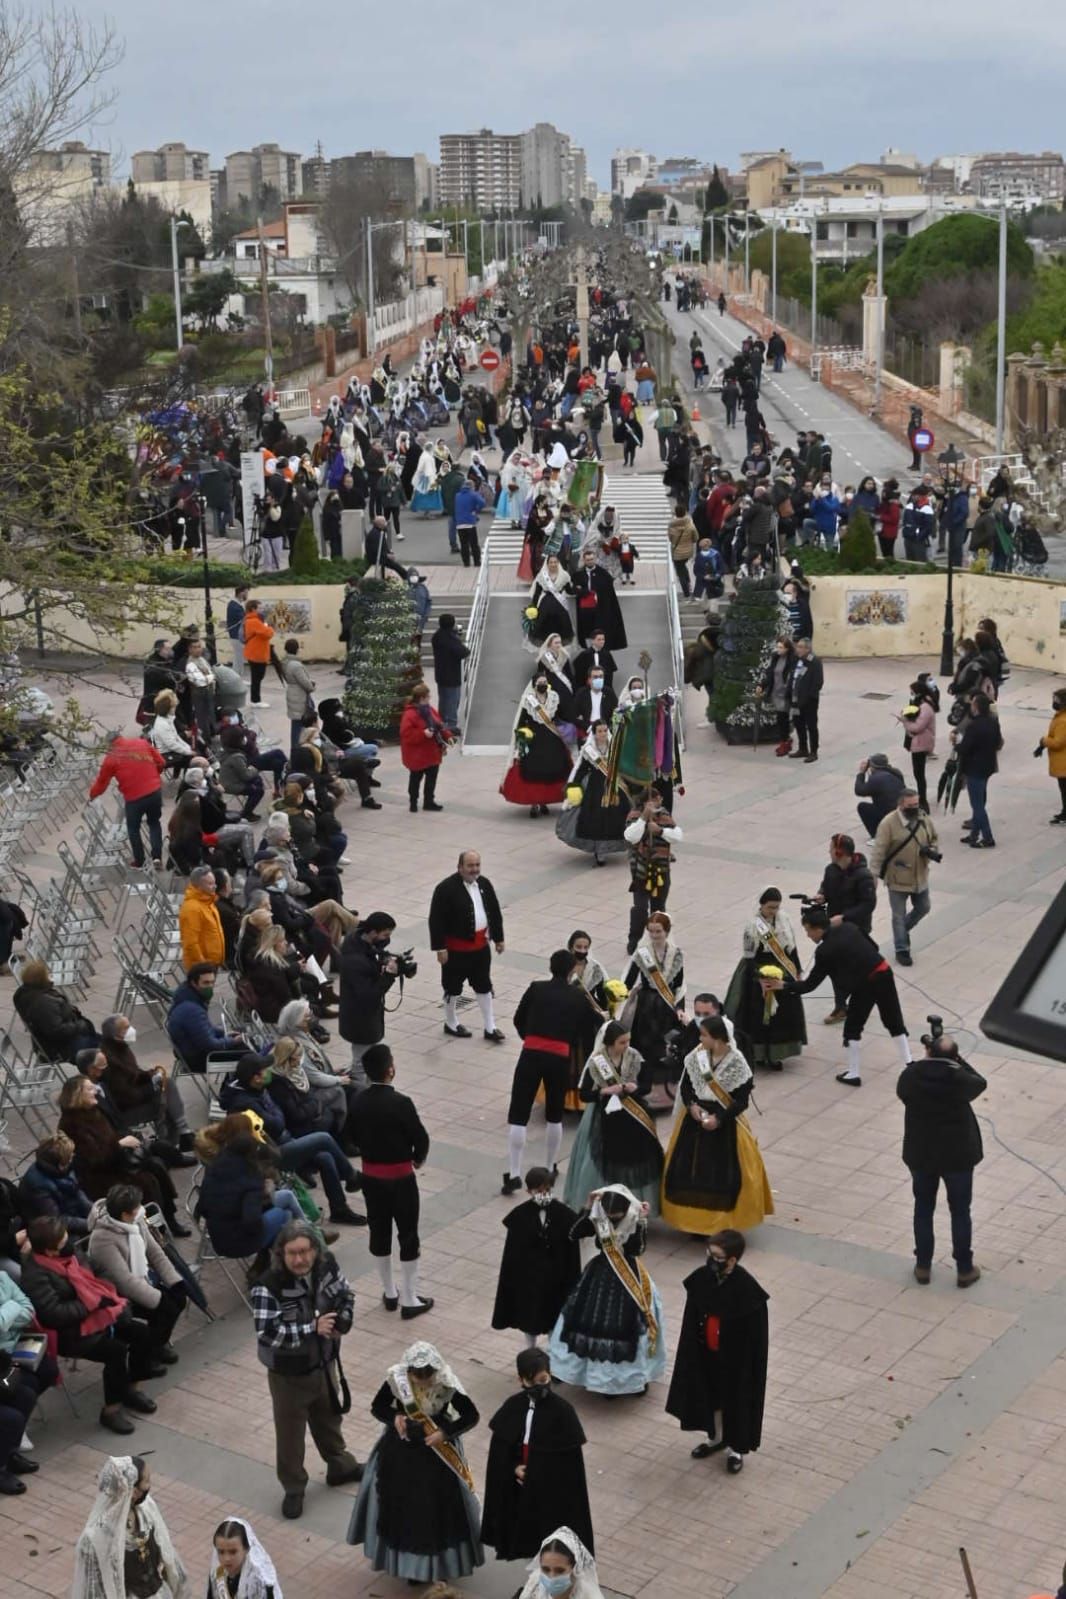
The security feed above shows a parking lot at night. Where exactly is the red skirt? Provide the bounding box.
[500,762,566,805]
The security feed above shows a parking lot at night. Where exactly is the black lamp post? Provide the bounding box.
[198,492,217,665]
[937,443,964,676]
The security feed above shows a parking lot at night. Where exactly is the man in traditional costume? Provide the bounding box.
[572,548,627,651]
[503,951,591,1195]
[665,1228,769,1476]
[482,1348,594,1562]
[492,1167,581,1347]
[428,850,506,1043]
[623,787,682,955]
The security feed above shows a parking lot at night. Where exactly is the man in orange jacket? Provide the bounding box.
[88,733,166,869]
[178,865,226,969]
[242,599,275,707]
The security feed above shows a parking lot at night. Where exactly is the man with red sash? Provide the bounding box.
[345,1044,433,1321]
[429,849,506,1043]
[503,951,591,1196]
[779,906,912,1087]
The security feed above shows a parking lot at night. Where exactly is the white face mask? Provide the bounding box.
[630,686,645,701]
[275,877,289,892]
[124,1026,137,1044]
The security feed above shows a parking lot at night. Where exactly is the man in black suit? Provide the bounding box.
[346,1044,433,1318]
[572,547,627,649]
[571,627,618,692]
[428,849,506,1043]
[572,669,618,736]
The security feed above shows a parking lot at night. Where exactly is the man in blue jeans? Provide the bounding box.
[88,732,167,870]
[453,475,486,568]
[897,1035,985,1288]
[869,789,939,965]
[956,692,1003,850]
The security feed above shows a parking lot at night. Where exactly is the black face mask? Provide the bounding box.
[901,806,920,821]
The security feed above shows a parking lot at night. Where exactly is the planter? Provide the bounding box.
[714,718,782,746]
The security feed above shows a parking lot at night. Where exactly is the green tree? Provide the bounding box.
[183,268,238,330]
[885,213,1034,302]
[838,509,878,572]
[707,573,787,735]
[624,189,662,223]
[343,577,421,738]
[289,514,321,576]
[1002,258,1066,352]
[704,165,729,210]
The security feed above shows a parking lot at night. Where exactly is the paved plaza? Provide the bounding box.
[3,645,1065,1599]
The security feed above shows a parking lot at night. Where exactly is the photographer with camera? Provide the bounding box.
[896,1026,985,1288]
[868,789,940,968]
[854,753,905,839]
[339,913,411,1090]
[773,906,912,1087]
[812,835,878,1023]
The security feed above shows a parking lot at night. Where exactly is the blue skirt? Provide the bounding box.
[347,1436,484,1581]
[411,488,443,513]
[548,1277,666,1395]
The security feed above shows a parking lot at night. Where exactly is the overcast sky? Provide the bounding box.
[87,0,1066,187]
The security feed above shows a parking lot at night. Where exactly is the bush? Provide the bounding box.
[145,556,365,588]
[707,572,787,731]
[289,515,321,577]
[837,510,878,573]
[793,548,934,576]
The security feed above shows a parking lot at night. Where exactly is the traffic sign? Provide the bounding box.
[479,348,501,371]
[912,426,934,453]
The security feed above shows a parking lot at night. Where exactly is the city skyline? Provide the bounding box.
[75,0,1066,192]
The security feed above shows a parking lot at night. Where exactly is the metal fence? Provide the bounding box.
[882,330,939,392]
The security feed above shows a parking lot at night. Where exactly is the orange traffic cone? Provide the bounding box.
[691,402,701,421]
[314,395,323,413]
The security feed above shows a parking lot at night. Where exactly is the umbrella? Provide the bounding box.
[937,750,963,812]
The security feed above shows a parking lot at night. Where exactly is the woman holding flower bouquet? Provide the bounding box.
[563,1021,663,1215]
[723,888,807,1070]
[660,1014,774,1235]
[501,679,572,816]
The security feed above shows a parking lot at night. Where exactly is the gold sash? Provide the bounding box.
[533,704,569,744]
[757,924,798,981]
[590,1054,658,1138]
[401,1398,475,1492]
[602,1235,659,1353]
[587,755,632,810]
[644,959,680,1012]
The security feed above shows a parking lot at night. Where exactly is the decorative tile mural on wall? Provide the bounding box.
[846,589,908,627]
[259,598,312,635]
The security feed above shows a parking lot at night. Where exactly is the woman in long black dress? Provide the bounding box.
[723,887,807,1069]
[536,637,577,729]
[564,929,610,1110]
[622,912,687,1109]
[660,1015,773,1236]
[347,1340,484,1582]
[557,721,631,866]
[563,1021,663,1216]
[501,681,572,817]
[528,555,575,646]
[547,1184,666,1396]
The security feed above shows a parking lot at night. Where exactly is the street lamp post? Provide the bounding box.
[197,493,217,664]
[744,209,750,295]
[810,219,819,376]
[995,202,1007,455]
[169,215,189,353]
[874,206,884,417]
[770,218,777,325]
[937,443,965,675]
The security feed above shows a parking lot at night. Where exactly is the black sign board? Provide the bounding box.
[980,880,1066,1062]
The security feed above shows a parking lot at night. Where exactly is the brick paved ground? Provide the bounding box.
[2,651,1064,1599]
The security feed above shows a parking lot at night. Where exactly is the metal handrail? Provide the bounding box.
[458,540,494,748]
[666,572,686,752]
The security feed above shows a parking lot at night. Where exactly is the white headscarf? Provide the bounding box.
[518,685,560,727]
[615,678,647,711]
[518,1528,603,1599]
[386,1340,467,1416]
[589,1182,644,1245]
[684,1039,752,1099]
[207,1519,281,1599]
[71,1455,187,1599]
[532,561,571,599]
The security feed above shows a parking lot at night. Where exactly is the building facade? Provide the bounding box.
[439,129,522,209]
[225,144,303,204]
[131,143,210,183]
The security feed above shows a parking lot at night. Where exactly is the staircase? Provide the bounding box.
[485,471,676,566]
[420,594,474,677]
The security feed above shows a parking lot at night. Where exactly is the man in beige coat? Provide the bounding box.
[668,505,697,596]
[88,1184,186,1361]
[869,788,940,967]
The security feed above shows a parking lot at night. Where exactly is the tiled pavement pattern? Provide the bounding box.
[2,652,1064,1599]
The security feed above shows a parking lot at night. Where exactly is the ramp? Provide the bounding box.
[487,470,674,566]
[463,589,676,753]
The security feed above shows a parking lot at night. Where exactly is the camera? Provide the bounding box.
[661,1027,686,1077]
[918,845,943,863]
[395,947,418,980]
[920,1014,944,1049]
[789,893,817,906]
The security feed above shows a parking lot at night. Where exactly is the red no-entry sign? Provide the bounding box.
[912,426,935,453]
[479,347,501,371]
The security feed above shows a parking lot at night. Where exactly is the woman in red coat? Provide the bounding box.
[399,682,452,813]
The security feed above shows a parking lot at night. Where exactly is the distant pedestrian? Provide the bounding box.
[868,789,939,967]
[788,639,823,763]
[226,584,249,675]
[897,1034,985,1288]
[956,691,1002,850]
[854,753,905,838]
[1037,685,1066,823]
[431,614,469,734]
[88,732,166,871]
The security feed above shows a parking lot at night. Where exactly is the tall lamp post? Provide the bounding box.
[938,443,965,675]
[169,215,190,352]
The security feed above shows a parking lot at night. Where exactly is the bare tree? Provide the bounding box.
[320,170,406,306]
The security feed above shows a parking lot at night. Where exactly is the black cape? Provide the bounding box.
[664,1263,769,1453]
[572,565,627,650]
[491,1198,582,1333]
[481,1388,593,1559]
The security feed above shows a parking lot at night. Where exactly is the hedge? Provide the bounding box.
[146,557,366,588]
[789,549,937,577]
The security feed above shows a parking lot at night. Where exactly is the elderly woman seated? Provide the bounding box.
[146,688,193,773]
[87,1183,187,1361]
[12,959,99,1061]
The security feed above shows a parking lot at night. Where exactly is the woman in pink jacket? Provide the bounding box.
[900,680,937,812]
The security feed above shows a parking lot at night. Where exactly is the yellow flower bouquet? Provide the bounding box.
[757,963,784,1023]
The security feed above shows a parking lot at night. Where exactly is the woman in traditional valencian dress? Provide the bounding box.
[723,887,807,1070]
[556,720,631,866]
[501,679,572,817]
[563,1021,663,1216]
[660,1014,774,1236]
[622,911,687,1109]
[527,555,575,646]
[548,1184,665,1397]
[347,1341,484,1583]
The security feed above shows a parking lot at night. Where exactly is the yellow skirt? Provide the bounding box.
[660,1113,774,1235]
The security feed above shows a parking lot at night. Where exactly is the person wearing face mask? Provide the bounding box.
[571,668,618,739]
[101,1013,195,1160]
[347,1341,484,1581]
[71,1455,187,1599]
[87,1184,188,1363]
[501,680,572,818]
[615,674,646,713]
[573,546,627,651]
[166,962,247,1077]
[665,1228,769,1476]
[868,787,940,967]
[482,1349,594,1564]
[516,1528,604,1599]
[492,1169,581,1350]
[557,720,630,866]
